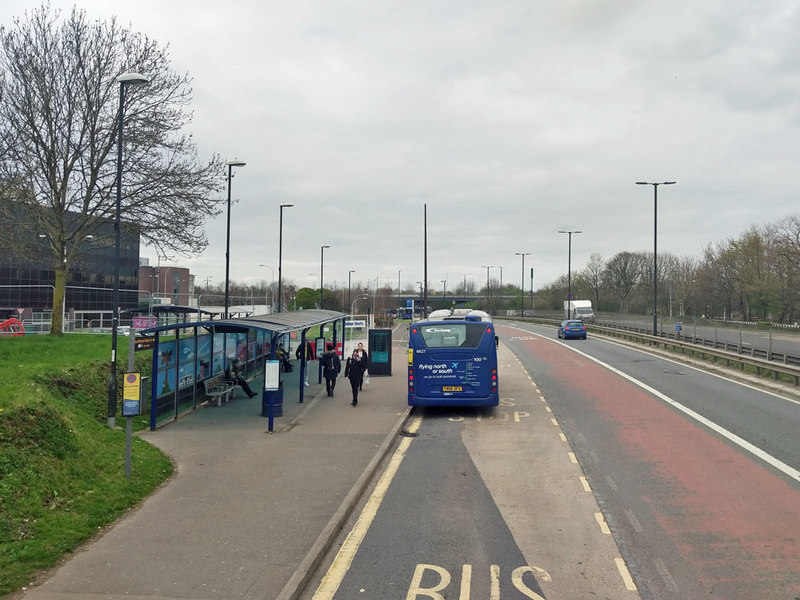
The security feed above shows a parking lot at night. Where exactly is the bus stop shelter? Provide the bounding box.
[136,309,347,430]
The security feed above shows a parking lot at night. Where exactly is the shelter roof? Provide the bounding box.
[138,309,346,336]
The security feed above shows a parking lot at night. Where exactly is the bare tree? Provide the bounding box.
[0,5,226,333]
[577,252,605,310]
[602,251,645,313]
[672,255,700,316]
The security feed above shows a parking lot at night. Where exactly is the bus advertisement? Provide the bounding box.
[407,316,499,407]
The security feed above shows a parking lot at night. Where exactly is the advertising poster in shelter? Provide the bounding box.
[156,340,177,397]
[212,332,226,375]
[197,334,211,380]
[178,337,196,389]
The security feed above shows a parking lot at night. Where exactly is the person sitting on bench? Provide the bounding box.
[224,358,257,398]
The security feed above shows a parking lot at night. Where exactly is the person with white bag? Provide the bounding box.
[356,342,369,390]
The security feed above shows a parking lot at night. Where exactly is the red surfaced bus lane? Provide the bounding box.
[502,325,800,599]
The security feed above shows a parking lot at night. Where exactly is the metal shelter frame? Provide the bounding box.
[136,309,347,430]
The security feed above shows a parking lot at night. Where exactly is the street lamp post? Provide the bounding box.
[636,181,677,336]
[482,265,494,314]
[108,71,149,430]
[558,230,582,319]
[348,269,356,314]
[224,158,246,318]
[258,264,275,310]
[320,245,330,309]
[277,202,293,312]
[515,252,530,316]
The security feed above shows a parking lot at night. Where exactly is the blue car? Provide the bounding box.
[558,320,587,340]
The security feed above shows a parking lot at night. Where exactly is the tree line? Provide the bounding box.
[206,213,800,326]
[524,214,800,324]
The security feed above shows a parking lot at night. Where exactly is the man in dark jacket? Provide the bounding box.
[320,343,341,397]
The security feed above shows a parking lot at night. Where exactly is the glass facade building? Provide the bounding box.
[0,213,140,321]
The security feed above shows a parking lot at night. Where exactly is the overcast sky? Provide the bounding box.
[3,1,800,295]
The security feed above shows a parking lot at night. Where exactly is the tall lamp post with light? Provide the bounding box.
[320,245,330,309]
[558,230,581,319]
[482,265,494,314]
[515,252,530,316]
[277,202,293,312]
[108,72,149,429]
[636,180,676,336]
[348,269,356,314]
[258,264,275,309]
[224,159,246,318]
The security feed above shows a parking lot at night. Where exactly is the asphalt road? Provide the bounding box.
[303,340,640,600]
[501,321,800,599]
[301,321,799,600]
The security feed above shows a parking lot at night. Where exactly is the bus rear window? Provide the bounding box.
[419,323,487,348]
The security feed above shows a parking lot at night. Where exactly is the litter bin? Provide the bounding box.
[261,382,283,418]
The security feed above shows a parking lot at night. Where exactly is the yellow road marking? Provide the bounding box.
[615,557,638,591]
[594,512,611,534]
[313,416,423,600]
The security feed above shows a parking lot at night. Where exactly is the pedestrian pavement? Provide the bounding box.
[19,332,411,600]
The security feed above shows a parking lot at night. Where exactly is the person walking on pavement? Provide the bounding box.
[355,342,369,391]
[295,341,315,386]
[344,348,367,406]
[320,343,341,397]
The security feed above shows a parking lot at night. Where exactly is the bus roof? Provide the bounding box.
[416,309,492,323]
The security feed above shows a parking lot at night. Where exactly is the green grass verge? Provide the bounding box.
[0,335,173,596]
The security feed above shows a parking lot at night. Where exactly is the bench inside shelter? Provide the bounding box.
[202,374,241,407]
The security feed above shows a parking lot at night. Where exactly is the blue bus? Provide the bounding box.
[407,310,499,407]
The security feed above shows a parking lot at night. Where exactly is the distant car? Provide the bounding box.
[558,320,586,340]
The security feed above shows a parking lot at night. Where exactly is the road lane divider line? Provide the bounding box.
[312,416,423,600]
[502,326,644,596]
[504,323,800,483]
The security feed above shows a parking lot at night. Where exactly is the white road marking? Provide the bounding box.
[503,324,800,483]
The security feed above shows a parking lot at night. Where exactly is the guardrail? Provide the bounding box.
[503,316,800,387]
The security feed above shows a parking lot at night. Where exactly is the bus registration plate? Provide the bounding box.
[443,386,462,392]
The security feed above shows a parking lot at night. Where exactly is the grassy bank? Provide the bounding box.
[0,335,173,597]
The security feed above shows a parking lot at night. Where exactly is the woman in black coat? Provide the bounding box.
[344,349,367,406]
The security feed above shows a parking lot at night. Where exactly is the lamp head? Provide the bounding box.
[117,72,149,86]
[280,202,294,208]
[227,159,246,167]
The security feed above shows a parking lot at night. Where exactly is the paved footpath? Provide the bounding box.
[19,331,410,600]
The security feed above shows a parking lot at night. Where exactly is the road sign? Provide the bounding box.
[135,337,156,351]
[122,372,141,416]
[133,316,157,329]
